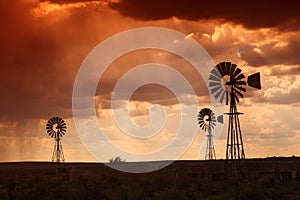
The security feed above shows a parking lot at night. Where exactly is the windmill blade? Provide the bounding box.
[58,118,62,124]
[219,91,225,104]
[211,85,222,95]
[216,63,225,76]
[198,112,203,118]
[211,68,222,79]
[203,108,210,115]
[199,124,205,130]
[219,62,227,76]
[199,121,204,127]
[54,117,59,124]
[235,73,245,81]
[234,85,246,92]
[232,68,242,79]
[229,63,237,76]
[234,93,240,103]
[213,89,223,101]
[211,123,216,128]
[46,129,52,134]
[199,110,205,117]
[49,118,55,125]
[247,72,261,89]
[199,122,204,128]
[209,81,221,87]
[236,81,247,85]
[197,115,203,120]
[233,88,244,99]
[49,130,55,138]
[224,62,231,75]
[209,74,220,82]
[199,120,204,127]
[46,123,53,127]
[211,113,215,118]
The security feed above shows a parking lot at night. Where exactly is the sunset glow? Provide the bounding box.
[1,0,299,162]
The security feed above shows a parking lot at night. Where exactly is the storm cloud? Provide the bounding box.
[110,0,300,30]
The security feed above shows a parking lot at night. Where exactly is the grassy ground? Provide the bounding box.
[0,160,300,199]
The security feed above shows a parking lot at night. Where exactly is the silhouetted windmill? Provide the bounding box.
[208,62,261,175]
[198,108,223,160]
[46,117,67,162]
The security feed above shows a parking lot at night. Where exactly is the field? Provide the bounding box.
[1,157,300,199]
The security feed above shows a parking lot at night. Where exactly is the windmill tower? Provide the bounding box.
[208,62,261,175]
[198,108,223,160]
[46,117,67,162]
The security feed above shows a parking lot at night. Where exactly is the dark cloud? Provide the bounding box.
[239,36,300,69]
[39,0,98,4]
[110,0,300,30]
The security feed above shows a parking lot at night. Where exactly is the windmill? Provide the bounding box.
[198,108,223,160]
[208,62,261,174]
[46,117,67,162]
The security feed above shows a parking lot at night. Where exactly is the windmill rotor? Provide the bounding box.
[208,61,261,105]
[46,117,67,139]
[197,108,216,131]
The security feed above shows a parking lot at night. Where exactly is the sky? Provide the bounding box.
[0,0,300,162]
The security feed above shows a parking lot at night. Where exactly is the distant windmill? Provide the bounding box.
[46,117,67,162]
[208,62,261,174]
[198,108,223,160]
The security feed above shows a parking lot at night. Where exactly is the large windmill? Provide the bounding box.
[208,62,261,174]
[46,117,67,162]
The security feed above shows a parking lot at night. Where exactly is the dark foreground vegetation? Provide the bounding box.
[1,157,300,200]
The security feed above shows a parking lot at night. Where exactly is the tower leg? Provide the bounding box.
[52,138,65,162]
